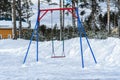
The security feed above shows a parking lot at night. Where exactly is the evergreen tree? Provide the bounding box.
[0,0,34,21]
[0,0,11,19]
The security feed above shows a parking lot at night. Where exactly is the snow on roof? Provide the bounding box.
[0,20,29,28]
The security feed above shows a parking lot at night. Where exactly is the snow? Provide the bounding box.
[30,0,119,28]
[30,0,73,29]
[0,37,120,79]
[0,20,29,28]
[99,2,118,16]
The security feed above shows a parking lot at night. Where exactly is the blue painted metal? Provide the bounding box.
[80,32,84,68]
[76,8,84,68]
[23,10,40,64]
[36,11,40,62]
[76,8,97,64]
[85,36,97,63]
[36,28,39,62]
[23,30,35,64]
[75,8,97,67]
[23,7,97,68]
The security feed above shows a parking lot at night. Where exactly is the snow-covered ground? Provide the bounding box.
[0,37,120,80]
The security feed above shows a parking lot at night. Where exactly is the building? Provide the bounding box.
[0,20,29,39]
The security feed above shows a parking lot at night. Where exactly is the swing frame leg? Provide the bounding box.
[23,10,40,64]
[80,32,84,68]
[76,7,97,68]
[23,32,34,64]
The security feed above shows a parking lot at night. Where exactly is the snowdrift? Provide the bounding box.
[0,37,120,79]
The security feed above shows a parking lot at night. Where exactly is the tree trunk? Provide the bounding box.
[118,0,120,36]
[19,0,22,38]
[62,0,65,40]
[119,18,120,37]
[26,0,29,23]
[91,0,97,31]
[107,0,110,34]
[60,0,63,40]
[72,1,76,36]
[12,0,17,39]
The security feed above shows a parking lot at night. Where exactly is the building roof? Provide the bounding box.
[0,20,29,28]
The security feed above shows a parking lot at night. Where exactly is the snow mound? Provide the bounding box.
[0,37,120,79]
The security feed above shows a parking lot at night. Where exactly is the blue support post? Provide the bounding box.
[23,10,40,64]
[85,36,97,63]
[76,8,84,68]
[80,32,84,68]
[36,28,39,62]
[81,27,97,64]
[75,7,97,68]
[36,10,41,62]
[23,32,35,64]
[78,15,97,64]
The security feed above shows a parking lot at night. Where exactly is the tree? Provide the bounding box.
[0,1,11,19]
[16,0,34,38]
[46,0,51,3]
[20,0,34,23]
[117,0,120,36]
[72,0,76,35]
[60,0,63,41]
[12,0,17,39]
[38,25,47,36]
[17,0,22,38]
[91,0,98,30]
[107,0,110,34]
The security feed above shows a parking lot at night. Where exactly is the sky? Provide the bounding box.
[30,0,73,28]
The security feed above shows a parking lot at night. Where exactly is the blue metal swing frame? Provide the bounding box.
[23,7,97,68]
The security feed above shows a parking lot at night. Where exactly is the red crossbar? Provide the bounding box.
[38,7,78,21]
[67,9,78,18]
[38,11,48,21]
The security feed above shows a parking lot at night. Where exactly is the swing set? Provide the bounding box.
[23,7,97,68]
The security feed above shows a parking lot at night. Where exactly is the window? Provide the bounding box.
[0,34,2,39]
[8,34,11,39]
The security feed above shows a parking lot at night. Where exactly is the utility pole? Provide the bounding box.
[12,0,17,39]
[107,0,110,34]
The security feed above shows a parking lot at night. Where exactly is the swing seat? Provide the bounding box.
[51,56,65,58]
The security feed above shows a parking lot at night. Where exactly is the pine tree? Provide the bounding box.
[0,0,11,19]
